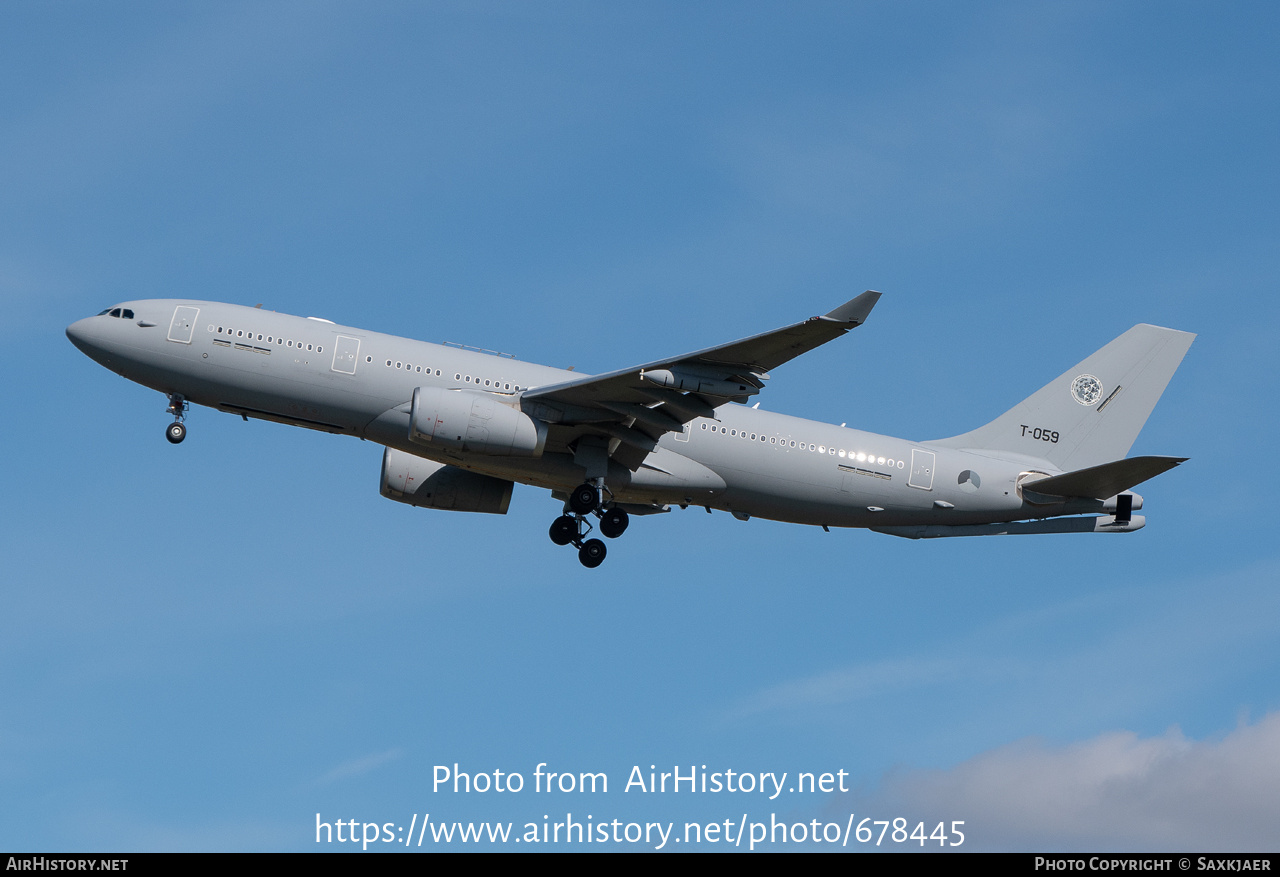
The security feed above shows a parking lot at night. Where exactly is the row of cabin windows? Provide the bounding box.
[699,422,906,470]
[384,359,441,377]
[199,319,526,392]
[201,321,524,391]
[207,324,321,353]
[382,358,523,392]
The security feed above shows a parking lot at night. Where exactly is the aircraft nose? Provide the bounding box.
[66,317,104,357]
[66,318,90,348]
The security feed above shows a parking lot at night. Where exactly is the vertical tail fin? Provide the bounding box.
[930,324,1195,471]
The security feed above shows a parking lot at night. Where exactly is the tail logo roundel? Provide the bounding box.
[1071,374,1104,406]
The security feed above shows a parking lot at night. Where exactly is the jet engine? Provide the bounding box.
[380,447,513,514]
[409,387,547,456]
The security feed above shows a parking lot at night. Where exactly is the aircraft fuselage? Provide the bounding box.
[68,298,1183,561]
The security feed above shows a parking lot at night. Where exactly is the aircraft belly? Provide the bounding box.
[705,446,1032,528]
[367,428,727,506]
[619,448,727,501]
[106,331,385,434]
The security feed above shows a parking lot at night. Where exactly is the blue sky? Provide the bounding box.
[3,1,1279,851]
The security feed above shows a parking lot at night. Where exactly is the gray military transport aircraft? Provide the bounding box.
[66,294,1194,567]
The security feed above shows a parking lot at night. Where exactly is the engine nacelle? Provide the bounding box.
[380,447,513,514]
[409,387,547,456]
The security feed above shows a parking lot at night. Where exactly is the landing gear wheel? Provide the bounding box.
[599,507,629,539]
[569,483,599,515]
[549,515,577,546]
[166,422,187,444]
[578,538,607,568]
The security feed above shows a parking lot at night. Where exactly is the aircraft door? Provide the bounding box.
[167,306,199,344]
[908,449,935,490]
[331,335,361,374]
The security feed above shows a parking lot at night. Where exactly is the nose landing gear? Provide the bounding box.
[549,482,632,568]
[165,394,188,444]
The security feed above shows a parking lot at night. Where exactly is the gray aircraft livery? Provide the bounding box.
[67,293,1194,567]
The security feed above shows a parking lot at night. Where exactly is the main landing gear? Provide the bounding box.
[165,394,188,444]
[549,481,630,568]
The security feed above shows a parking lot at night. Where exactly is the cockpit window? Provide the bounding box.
[121,309,134,319]
[98,307,135,319]
[97,308,111,316]
[109,308,121,317]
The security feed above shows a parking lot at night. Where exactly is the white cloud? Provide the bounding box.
[724,657,968,721]
[312,748,404,787]
[846,713,1280,851]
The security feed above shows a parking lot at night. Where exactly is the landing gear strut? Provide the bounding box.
[549,482,631,568]
[165,394,188,444]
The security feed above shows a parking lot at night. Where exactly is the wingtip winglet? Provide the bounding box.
[823,290,882,325]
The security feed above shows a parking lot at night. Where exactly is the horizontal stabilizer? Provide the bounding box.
[1023,455,1186,500]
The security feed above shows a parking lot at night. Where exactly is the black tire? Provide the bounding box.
[569,483,599,515]
[578,538,606,568]
[549,515,577,546]
[166,422,187,444]
[599,507,629,539]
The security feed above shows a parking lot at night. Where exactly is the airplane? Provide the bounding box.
[66,293,1194,567]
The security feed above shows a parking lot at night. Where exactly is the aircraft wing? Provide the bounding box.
[519,291,880,467]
